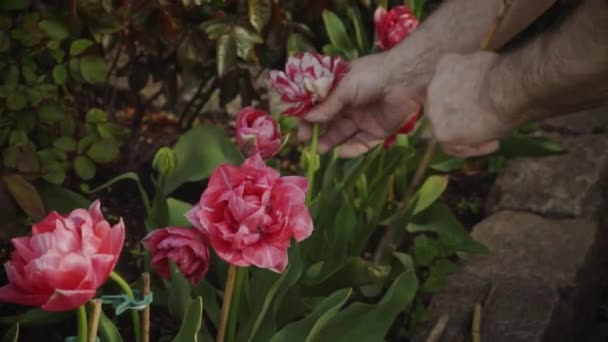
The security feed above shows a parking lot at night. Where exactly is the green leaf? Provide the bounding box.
[307,271,418,342]
[53,136,77,152]
[38,20,68,41]
[98,312,123,342]
[304,257,389,294]
[74,156,96,180]
[163,125,242,195]
[347,7,369,53]
[2,174,45,221]
[271,288,351,342]
[1,323,18,342]
[86,108,108,123]
[37,182,90,214]
[87,139,120,163]
[167,198,193,227]
[0,0,31,10]
[38,104,64,123]
[0,308,71,327]
[498,134,565,158]
[248,0,271,32]
[321,10,357,59]
[247,242,303,342]
[52,65,67,84]
[172,297,203,342]
[217,33,237,77]
[80,55,109,85]
[413,235,438,267]
[169,262,193,321]
[411,175,448,216]
[70,39,94,56]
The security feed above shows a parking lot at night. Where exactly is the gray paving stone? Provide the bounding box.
[487,134,608,218]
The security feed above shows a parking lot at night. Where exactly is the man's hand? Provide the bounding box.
[426,51,518,157]
[300,53,424,158]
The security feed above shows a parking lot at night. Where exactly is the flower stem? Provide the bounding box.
[76,305,88,342]
[306,124,320,205]
[110,271,142,342]
[227,267,246,342]
[217,265,238,342]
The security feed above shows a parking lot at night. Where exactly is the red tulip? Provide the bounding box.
[0,201,124,311]
[186,154,313,273]
[142,227,210,285]
[374,6,419,50]
[236,107,282,159]
[268,52,348,117]
[384,107,421,149]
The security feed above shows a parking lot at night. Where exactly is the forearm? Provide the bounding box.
[490,0,608,124]
[385,0,556,88]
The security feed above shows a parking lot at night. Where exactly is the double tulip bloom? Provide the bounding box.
[187,154,312,273]
[235,107,282,159]
[374,5,419,50]
[0,201,124,311]
[268,52,348,117]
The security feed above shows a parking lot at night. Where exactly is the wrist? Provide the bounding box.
[383,45,432,101]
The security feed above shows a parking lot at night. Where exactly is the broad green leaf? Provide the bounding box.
[38,19,68,40]
[247,242,303,342]
[248,0,271,32]
[413,235,438,267]
[70,39,94,56]
[38,104,64,123]
[53,136,77,152]
[98,312,124,342]
[167,198,193,227]
[37,183,90,215]
[307,271,418,342]
[0,309,71,327]
[498,134,565,158]
[217,33,237,77]
[192,280,220,327]
[347,7,369,53]
[52,65,67,84]
[271,288,351,342]
[169,262,193,321]
[411,175,448,215]
[162,125,242,195]
[303,257,389,295]
[321,10,357,59]
[87,139,120,163]
[74,155,96,180]
[2,174,45,220]
[0,0,31,10]
[80,55,109,85]
[421,259,459,293]
[86,108,108,123]
[172,297,203,342]
[1,323,18,342]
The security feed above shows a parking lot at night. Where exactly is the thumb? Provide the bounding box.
[303,85,348,123]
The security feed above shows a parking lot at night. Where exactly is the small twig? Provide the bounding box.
[425,314,449,342]
[471,303,482,342]
[87,299,102,342]
[141,273,151,342]
[103,36,125,106]
[184,78,219,130]
[179,78,208,127]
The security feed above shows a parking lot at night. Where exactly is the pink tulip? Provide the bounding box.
[384,107,421,149]
[0,201,124,311]
[374,5,419,50]
[142,227,210,285]
[268,52,348,117]
[186,154,313,273]
[235,107,282,159]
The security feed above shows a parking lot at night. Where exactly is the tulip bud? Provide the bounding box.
[152,147,177,177]
[235,107,282,159]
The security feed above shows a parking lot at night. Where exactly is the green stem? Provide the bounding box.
[217,265,237,342]
[306,124,320,205]
[76,305,88,342]
[110,271,142,342]
[226,267,246,342]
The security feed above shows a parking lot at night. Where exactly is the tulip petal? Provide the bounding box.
[0,284,49,307]
[242,244,287,273]
[42,289,97,312]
